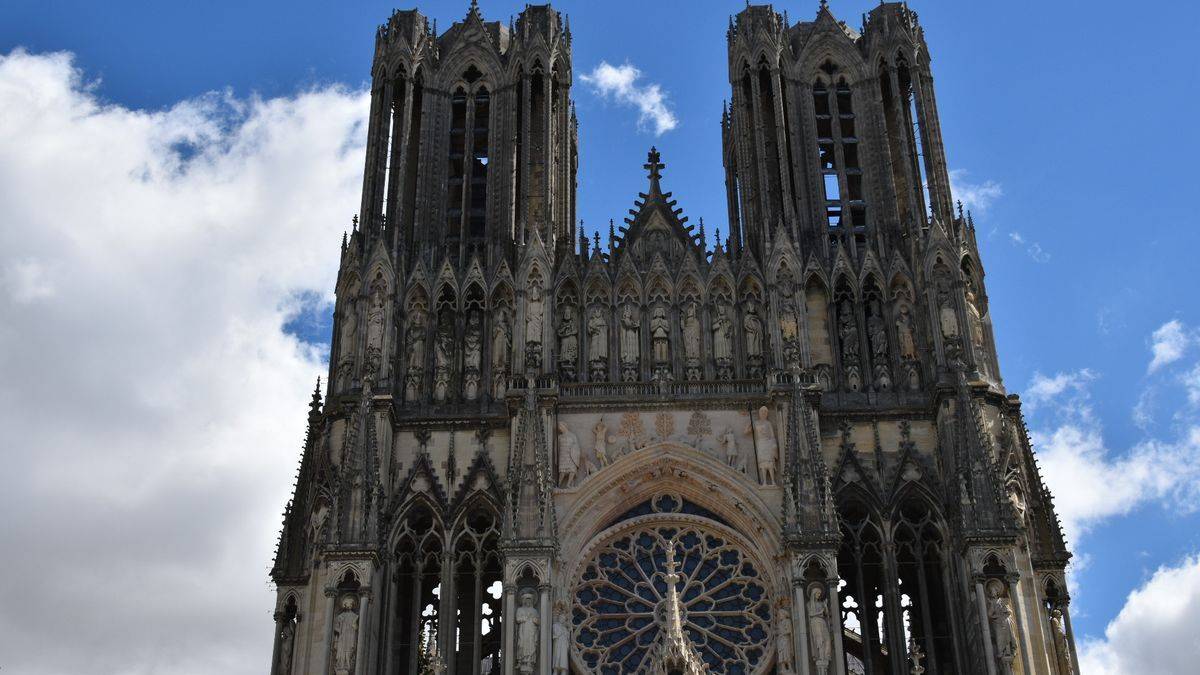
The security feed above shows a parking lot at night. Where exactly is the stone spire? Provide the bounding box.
[653,538,706,675]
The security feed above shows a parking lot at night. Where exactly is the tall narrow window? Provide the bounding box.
[813,63,867,246]
[445,67,491,252]
[400,74,423,237]
[446,87,468,240]
[899,60,932,219]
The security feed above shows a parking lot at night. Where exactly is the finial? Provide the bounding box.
[956,200,965,219]
[341,231,348,249]
[608,219,616,252]
[594,230,601,251]
[352,213,359,230]
[698,217,706,247]
[644,146,665,194]
[820,0,829,9]
[715,228,722,249]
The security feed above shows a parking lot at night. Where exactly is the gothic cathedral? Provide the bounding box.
[269,4,1077,675]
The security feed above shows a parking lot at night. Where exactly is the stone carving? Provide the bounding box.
[746,406,777,485]
[776,601,794,673]
[492,309,511,397]
[278,618,295,675]
[654,412,675,441]
[592,418,610,468]
[525,281,544,369]
[838,301,861,391]
[620,303,640,381]
[743,301,763,355]
[404,308,427,401]
[713,304,734,378]
[463,311,482,400]
[433,312,453,402]
[516,591,539,674]
[365,275,387,371]
[587,306,608,375]
[780,281,803,370]
[937,281,962,367]
[986,579,1018,673]
[338,297,359,362]
[897,304,917,359]
[1006,470,1027,522]
[909,637,926,675]
[807,585,832,675]
[619,411,647,452]
[558,309,578,380]
[552,613,570,674]
[332,595,359,675]
[558,422,581,487]
[685,411,712,447]
[966,284,989,376]
[868,303,891,391]
[721,426,740,470]
[651,303,670,364]
[683,302,702,380]
[1051,609,1074,675]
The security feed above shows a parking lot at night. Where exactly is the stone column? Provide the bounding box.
[539,584,552,675]
[827,577,847,675]
[322,587,338,675]
[974,579,998,675]
[792,582,810,675]
[1061,601,1081,674]
[1006,577,1033,675]
[355,587,373,675]
[503,585,516,675]
[269,611,284,675]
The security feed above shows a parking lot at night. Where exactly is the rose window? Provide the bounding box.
[573,507,772,674]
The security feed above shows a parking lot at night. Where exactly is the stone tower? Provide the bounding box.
[269,4,1077,675]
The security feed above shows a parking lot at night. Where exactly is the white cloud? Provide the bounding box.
[1183,363,1200,407]
[949,168,1002,213]
[1149,319,1191,373]
[1078,554,1200,675]
[1008,230,1050,263]
[580,60,677,135]
[0,49,366,674]
[1027,369,1200,545]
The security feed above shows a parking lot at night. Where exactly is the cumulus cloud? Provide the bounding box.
[1028,368,1200,545]
[1149,319,1192,373]
[0,48,367,674]
[580,60,677,135]
[1078,554,1200,674]
[949,168,1002,213]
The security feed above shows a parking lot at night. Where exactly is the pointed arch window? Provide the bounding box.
[446,65,491,255]
[812,61,867,248]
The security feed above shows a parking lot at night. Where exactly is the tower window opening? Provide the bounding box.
[814,74,866,233]
[824,174,841,201]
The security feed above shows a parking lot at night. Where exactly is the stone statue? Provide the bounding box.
[838,301,859,360]
[720,426,739,469]
[744,302,763,357]
[366,277,386,356]
[587,306,608,362]
[987,579,1018,672]
[1006,472,1027,522]
[807,585,832,675]
[651,304,670,363]
[338,298,358,361]
[620,303,640,366]
[278,619,295,675]
[868,307,888,360]
[896,304,917,359]
[909,637,926,675]
[464,311,482,400]
[433,313,453,402]
[1051,609,1074,674]
[526,282,544,345]
[552,614,570,674]
[332,595,359,675]
[492,309,511,396]
[558,422,581,487]
[682,302,702,360]
[938,290,960,340]
[515,591,539,674]
[559,311,578,360]
[405,308,427,401]
[745,406,777,485]
[966,288,989,375]
[712,305,733,361]
[776,604,794,673]
[593,418,610,468]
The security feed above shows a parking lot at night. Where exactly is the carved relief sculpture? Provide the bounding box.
[651,303,670,365]
[966,284,990,377]
[365,275,386,373]
[592,418,610,469]
[896,304,921,390]
[743,301,764,377]
[337,296,358,390]
[332,595,359,675]
[552,612,570,675]
[278,618,295,675]
[587,305,608,380]
[516,591,539,674]
[867,302,892,391]
[776,601,794,673]
[1051,609,1074,674]
[713,303,734,379]
[558,422,581,487]
[807,585,832,675]
[721,426,740,470]
[746,406,777,485]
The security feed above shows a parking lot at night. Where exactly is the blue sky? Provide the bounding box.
[2,1,1199,673]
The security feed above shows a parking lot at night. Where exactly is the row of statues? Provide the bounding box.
[513,593,571,675]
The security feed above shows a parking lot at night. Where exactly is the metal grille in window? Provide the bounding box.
[573,521,771,674]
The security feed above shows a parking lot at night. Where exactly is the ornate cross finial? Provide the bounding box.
[644,146,665,194]
[352,214,359,230]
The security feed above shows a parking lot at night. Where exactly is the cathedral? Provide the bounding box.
[269,3,1078,674]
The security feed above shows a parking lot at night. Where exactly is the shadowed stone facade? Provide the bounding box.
[269,3,1077,674]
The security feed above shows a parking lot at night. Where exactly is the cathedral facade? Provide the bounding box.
[269,3,1077,674]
